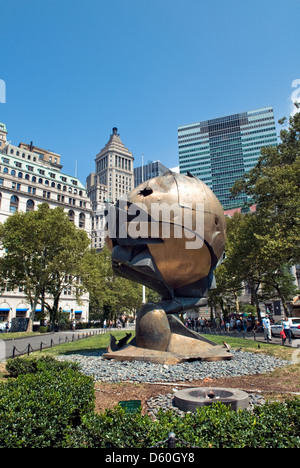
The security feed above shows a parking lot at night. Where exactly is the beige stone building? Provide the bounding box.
[0,123,92,326]
[87,127,134,250]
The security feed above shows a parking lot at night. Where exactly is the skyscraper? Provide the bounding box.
[178,107,278,209]
[86,127,134,250]
[134,160,170,187]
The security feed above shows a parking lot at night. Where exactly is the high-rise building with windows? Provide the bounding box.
[86,127,134,250]
[134,160,170,187]
[178,107,278,209]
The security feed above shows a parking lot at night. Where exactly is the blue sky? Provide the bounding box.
[1,0,299,182]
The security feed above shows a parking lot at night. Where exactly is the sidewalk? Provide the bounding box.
[0,328,108,361]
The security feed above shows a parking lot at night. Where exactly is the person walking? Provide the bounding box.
[282,316,292,344]
[262,314,272,341]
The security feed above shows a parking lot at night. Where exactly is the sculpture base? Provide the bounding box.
[103,338,233,365]
[103,304,233,365]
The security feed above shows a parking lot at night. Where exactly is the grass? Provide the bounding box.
[30,330,134,357]
[207,334,296,361]
[28,329,296,363]
[0,331,39,340]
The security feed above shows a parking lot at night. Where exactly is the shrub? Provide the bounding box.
[1,357,300,448]
[66,400,300,449]
[0,365,95,448]
[5,356,79,378]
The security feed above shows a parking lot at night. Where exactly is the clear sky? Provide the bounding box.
[1,0,300,182]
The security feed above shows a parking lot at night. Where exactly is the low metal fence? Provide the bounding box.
[7,329,108,359]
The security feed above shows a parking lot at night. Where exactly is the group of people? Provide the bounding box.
[185,315,258,333]
[103,317,129,329]
[262,314,293,344]
[185,314,294,344]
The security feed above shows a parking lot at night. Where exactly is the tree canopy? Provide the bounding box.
[210,111,300,317]
[0,203,91,329]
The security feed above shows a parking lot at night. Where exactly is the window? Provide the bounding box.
[68,210,75,223]
[79,213,85,229]
[28,186,36,195]
[10,195,19,213]
[26,199,35,212]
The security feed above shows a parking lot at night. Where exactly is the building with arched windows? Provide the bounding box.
[0,123,92,327]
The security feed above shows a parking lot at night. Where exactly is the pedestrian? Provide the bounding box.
[262,314,272,341]
[282,316,292,344]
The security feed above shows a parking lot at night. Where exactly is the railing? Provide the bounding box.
[8,328,108,359]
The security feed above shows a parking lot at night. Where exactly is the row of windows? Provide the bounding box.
[0,193,87,228]
[8,147,60,165]
[0,180,87,208]
[1,168,84,195]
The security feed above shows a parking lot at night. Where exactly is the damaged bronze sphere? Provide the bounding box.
[105,171,226,307]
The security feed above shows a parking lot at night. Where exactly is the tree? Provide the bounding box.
[0,203,91,330]
[81,247,158,323]
[213,209,298,319]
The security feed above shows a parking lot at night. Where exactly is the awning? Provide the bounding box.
[0,308,10,313]
[75,310,82,314]
[16,308,28,312]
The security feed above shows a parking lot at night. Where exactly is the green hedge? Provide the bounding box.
[69,400,300,449]
[0,357,299,448]
[0,359,95,448]
[5,356,79,377]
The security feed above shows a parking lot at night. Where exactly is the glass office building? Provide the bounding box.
[178,107,278,209]
[134,160,170,187]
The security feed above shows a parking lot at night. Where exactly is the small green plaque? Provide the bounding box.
[118,400,142,414]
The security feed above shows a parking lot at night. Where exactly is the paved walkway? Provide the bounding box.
[0,329,109,361]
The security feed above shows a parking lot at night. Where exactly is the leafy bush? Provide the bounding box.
[1,357,299,448]
[0,364,95,448]
[5,356,79,378]
[66,400,300,448]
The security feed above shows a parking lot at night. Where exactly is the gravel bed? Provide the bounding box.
[56,349,290,383]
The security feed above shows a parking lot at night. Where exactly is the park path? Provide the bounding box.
[0,329,108,361]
